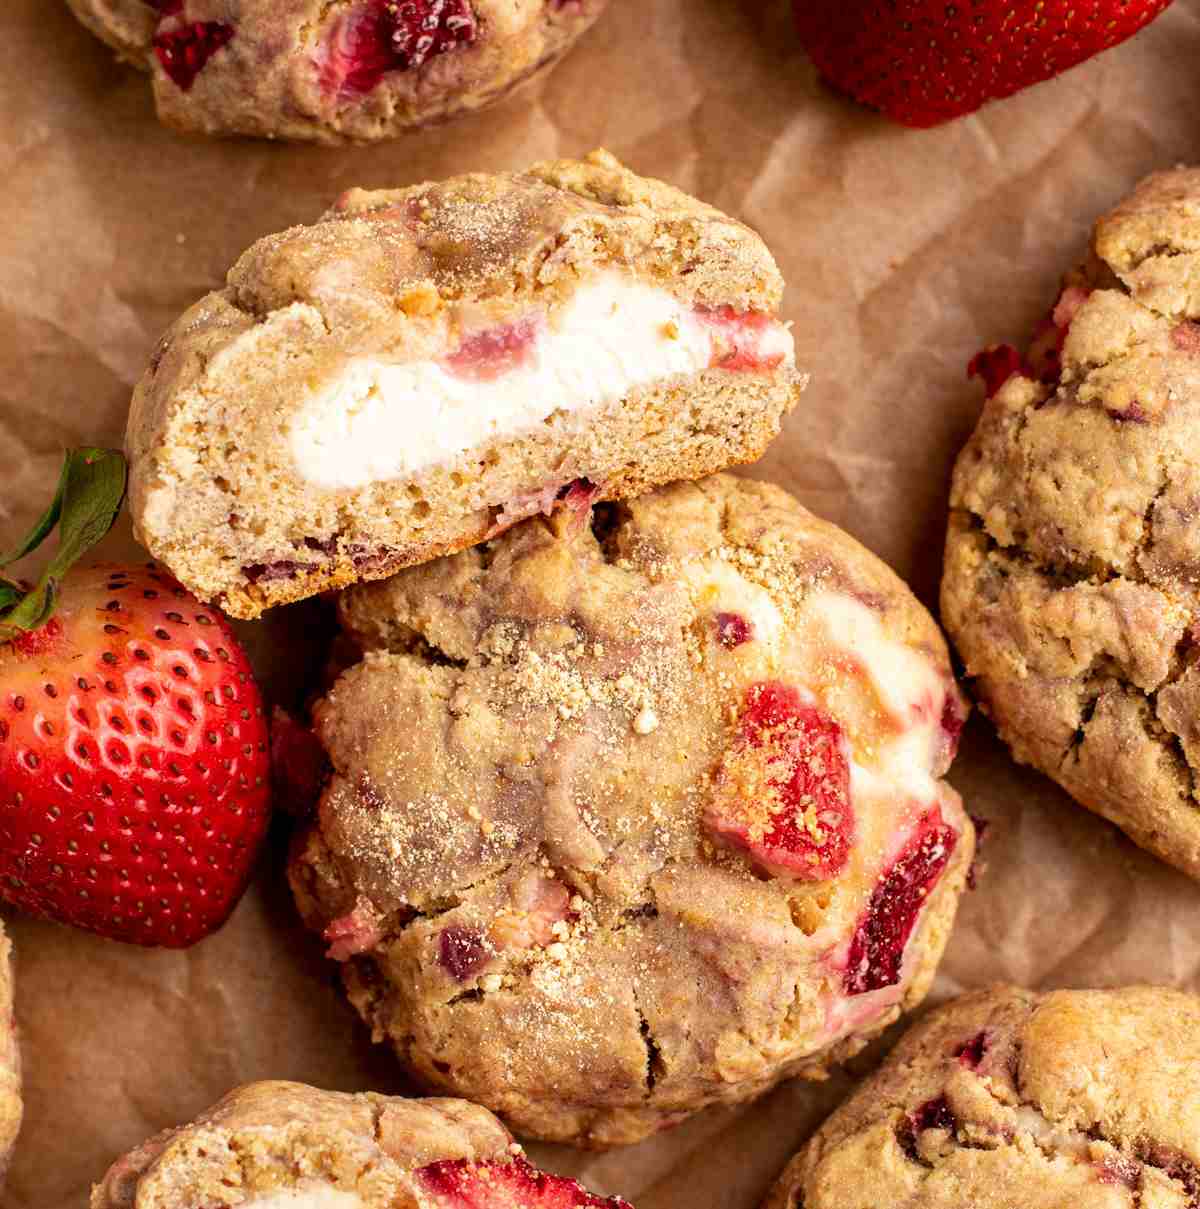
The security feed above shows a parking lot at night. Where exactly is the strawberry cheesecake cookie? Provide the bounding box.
[65,0,608,142]
[90,1080,632,1208]
[943,167,1200,881]
[0,923,20,1182]
[765,985,1200,1209]
[288,473,974,1148]
[127,151,805,620]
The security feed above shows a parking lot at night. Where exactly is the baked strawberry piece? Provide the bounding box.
[765,987,1200,1209]
[90,1080,633,1209]
[64,0,609,142]
[127,151,806,619]
[795,0,1171,128]
[288,473,973,1147]
[0,450,271,946]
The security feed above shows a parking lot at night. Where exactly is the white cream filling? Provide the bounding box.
[682,560,788,649]
[238,1186,361,1209]
[806,591,948,807]
[289,272,794,490]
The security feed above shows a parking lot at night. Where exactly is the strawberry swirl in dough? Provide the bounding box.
[288,473,975,1148]
[64,0,609,143]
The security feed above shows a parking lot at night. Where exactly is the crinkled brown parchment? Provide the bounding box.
[3,1,1200,1206]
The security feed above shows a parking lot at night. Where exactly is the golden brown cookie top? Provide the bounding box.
[91,1080,632,1209]
[289,474,974,1145]
[65,0,608,143]
[767,986,1200,1209]
[943,166,1200,881]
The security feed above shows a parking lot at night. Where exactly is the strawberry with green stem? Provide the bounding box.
[0,450,271,947]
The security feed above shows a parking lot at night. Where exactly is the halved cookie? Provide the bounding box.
[90,1080,631,1208]
[127,151,805,619]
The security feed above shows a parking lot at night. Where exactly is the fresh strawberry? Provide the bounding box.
[0,450,271,947]
[416,1154,632,1208]
[795,0,1173,128]
[706,681,855,881]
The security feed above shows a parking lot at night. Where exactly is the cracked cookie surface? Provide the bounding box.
[64,0,608,143]
[90,1079,632,1208]
[764,985,1200,1209]
[287,473,974,1148]
[942,167,1200,881]
[126,150,804,619]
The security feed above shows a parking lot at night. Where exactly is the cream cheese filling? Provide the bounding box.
[237,1185,362,1209]
[288,271,794,491]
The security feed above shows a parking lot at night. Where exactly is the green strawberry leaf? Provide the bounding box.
[0,455,71,568]
[0,448,127,636]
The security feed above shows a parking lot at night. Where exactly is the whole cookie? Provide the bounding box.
[288,473,975,1148]
[127,151,803,619]
[0,923,20,1183]
[765,985,1200,1209]
[943,167,1200,880]
[65,0,608,143]
[90,1080,631,1208]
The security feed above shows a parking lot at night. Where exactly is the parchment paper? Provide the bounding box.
[4,2,1200,1205]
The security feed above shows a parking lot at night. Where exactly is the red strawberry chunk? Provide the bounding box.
[843,806,958,995]
[1172,322,1200,354]
[152,20,234,91]
[491,872,574,951]
[715,611,754,648]
[486,478,601,541]
[706,681,854,881]
[939,691,966,762]
[954,1030,990,1069]
[911,1095,956,1134]
[147,0,183,14]
[445,315,541,382]
[416,1155,632,1209]
[554,479,602,540]
[695,305,786,372]
[323,901,383,961]
[439,926,491,981]
[1095,1155,1141,1190]
[319,0,478,99]
[1026,285,1093,385]
[269,707,329,816]
[967,344,1025,398]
